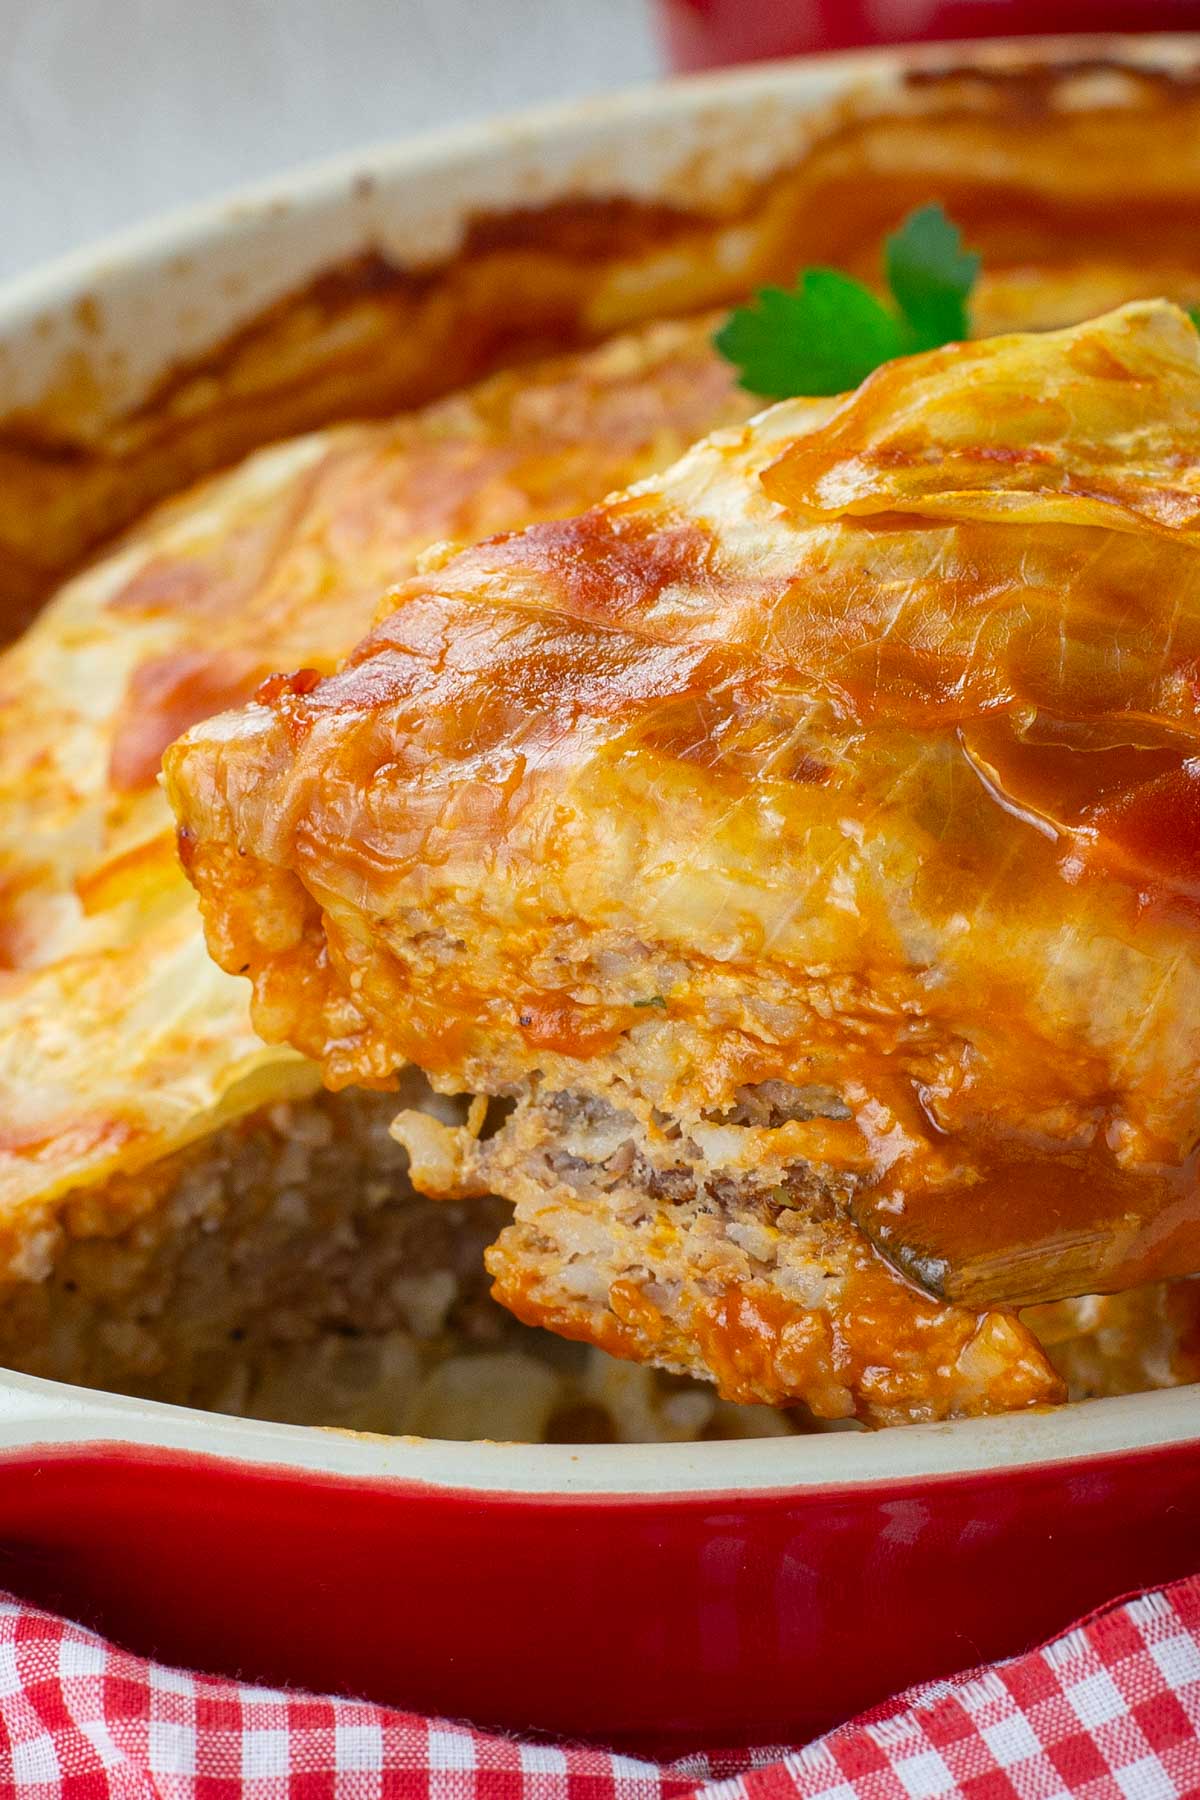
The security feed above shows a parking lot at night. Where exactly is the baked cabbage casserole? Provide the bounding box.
[165,300,1200,1428]
[7,67,1200,1441]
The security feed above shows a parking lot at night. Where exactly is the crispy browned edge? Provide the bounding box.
[4,54,1200,640]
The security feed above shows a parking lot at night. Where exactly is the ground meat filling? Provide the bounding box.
[431,1080,1200,1427]
[0,1074,817,1443]
[11,1069,1197,1439]
[707,1081,854,1130]
[400,1081,1062,1427]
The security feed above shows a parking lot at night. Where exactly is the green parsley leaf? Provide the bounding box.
[713,271,903,400]
[1189,305,1200,333]
[631,995,668,1009]
[715,203,980,398]
[884,203,980,351]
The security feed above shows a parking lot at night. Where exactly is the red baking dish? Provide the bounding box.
[1,1383,1198,1748]
[657,0,1200,69]
[2,35,1200,1752]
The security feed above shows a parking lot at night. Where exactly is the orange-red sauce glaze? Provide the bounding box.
[492,1262,1062,1422]
[109,648,271,792]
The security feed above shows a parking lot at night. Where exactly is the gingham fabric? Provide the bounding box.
[1,1578,1199,1799]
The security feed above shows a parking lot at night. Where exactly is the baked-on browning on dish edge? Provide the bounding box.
[168,301,1200,1427]
[9,54,1200,635]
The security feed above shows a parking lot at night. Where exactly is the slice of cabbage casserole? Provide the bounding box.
[167,301,1200,1428]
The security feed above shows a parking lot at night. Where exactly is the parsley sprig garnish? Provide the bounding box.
[714,204,981,399]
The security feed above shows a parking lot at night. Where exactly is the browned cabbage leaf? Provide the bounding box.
[761,300,1200,538]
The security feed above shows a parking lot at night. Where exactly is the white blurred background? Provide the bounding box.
[0,0,662,281]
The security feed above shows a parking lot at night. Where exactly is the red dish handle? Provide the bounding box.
[657,0,1200,71]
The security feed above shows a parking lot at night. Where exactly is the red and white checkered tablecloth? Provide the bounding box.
[1,1576,1199,1798]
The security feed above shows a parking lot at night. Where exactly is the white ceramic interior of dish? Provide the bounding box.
[3,32,1199,1492]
